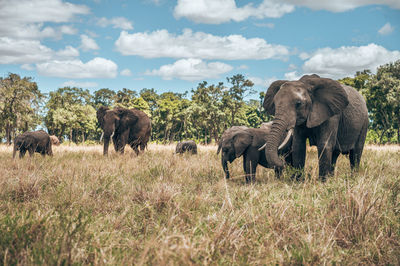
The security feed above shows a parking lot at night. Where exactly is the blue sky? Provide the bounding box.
[0,0,399,97]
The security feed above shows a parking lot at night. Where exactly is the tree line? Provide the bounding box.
[1,60,399,145]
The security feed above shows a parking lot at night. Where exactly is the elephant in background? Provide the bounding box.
[262,74,368,181]
[13,130,53,158]
[97,106,152,156]
[175,140,197,154]
[50,135,60,146]
[219,125,292,183]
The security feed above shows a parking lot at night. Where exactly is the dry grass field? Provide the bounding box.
[0,143,399,265]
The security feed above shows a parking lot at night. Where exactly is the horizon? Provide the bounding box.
[0,0,399,96]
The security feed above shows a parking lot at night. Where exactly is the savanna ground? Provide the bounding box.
[0,143,399,265]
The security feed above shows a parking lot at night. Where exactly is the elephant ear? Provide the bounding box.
[232,131,253,158]
[96,106,109,129]
[300,75,349,128]
[263,80,288,115]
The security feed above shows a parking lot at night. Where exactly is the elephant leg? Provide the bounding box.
[291,128,307,180]
[316,118,339,181]
[274,167,283,179]
[118,131,129,154]
[112,134,119,152]
[222,157,230,179]
[349,148,363,171]
[244,150,258,183]
[133,145,139,156]
[317,146,333,181]
[331,150,340,172]
[243,154,250,183]
[28,147,35,157]
[19,148,26,158]
[350,123,367,171]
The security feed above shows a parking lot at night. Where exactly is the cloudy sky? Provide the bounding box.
[0,0,399,95]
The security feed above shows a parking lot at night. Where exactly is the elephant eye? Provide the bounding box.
[295,100,302,108]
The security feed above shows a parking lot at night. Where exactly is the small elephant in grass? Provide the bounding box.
[175,140,197,154]
[218,123,293,183]
[13,130,57,158]
[49,135,60,146]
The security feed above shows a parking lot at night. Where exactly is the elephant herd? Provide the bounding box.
[12,75,369,183]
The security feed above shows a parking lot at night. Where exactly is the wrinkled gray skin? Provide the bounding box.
[97,106,151,156]
[217,126,248,155]
[13,130,53,158]
[175,140,197,154]
[219,125,292,183]
[263,74,368,181]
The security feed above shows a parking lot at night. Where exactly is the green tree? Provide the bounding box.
[365,61,400,143]
[45,87,94,142]
[192,81,226,143]
[223,74,255,127]
[152,92,188,142]
[0,73,43,144]
[93,88,116,108]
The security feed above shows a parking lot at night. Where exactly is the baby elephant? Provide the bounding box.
[219,124,292,183]
[50,135,60,146]
[13,130,54,159]
[175,140,197,154]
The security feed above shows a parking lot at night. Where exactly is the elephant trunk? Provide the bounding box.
[222,156,230,179]
[265,117,289,168]
[103,130,114,156]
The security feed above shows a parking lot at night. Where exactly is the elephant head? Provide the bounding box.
[262,74,349,168]
[217,126,248,155]
[96,106,139,155]
[220,130,253,179]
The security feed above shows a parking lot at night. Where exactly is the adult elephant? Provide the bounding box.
[262,74,368,181]
[13,130,54,158]
[97,106,151,156]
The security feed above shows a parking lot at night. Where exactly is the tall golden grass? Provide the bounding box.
[0,143,399,264]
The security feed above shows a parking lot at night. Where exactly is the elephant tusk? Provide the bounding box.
[258,128,293,151]
[100,132,104,142]
[258,142,267,151]
[278,128,294,150]
[110,131,114,139]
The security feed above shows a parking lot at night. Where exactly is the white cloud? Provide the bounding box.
[174,0,294,24]
[60,25,78,35]
[0,37,79,64]
[36,57,118,78]
[21,64,35,71]
[0,0,89,40]
[284,71,302,80]
[238,65,249,70]
[300,43,400,79]
[173,0,400,24]
[115,29,289,60]
[284,0,400,12]
[97,17,133,30]
[378,22,394,35]
[120,69,132,76]
[62,80,99,88]
[80,34,100,51]
[145,58,233,81]
[248,76,277,87]
[57,45,80,58]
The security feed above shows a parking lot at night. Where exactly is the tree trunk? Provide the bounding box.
[6,123,12,145]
